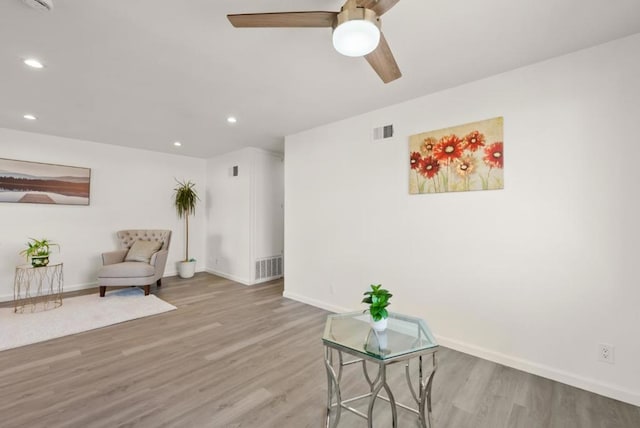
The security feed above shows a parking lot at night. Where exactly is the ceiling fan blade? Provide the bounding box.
[357,0,400,16]
[227,11,337,28]
[365,33,402,83]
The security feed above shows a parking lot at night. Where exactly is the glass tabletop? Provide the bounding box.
[322,311,438,361]
[16,263,63,269]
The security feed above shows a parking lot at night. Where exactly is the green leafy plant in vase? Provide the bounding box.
[362,283,393,331]
[173,178,199,278]
[19,238,59,267]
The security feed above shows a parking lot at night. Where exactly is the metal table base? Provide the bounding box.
[324,345,437,428]
[13,263,64,313]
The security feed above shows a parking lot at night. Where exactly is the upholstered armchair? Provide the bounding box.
[97,230,171,297]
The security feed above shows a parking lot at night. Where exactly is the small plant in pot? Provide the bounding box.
[362,284,392,331]
[19,238,59,267]
[173,178,199,278]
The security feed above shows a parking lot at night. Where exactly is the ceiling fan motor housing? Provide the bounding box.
[333,7,380,30]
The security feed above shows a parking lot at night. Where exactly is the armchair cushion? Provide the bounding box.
[98,262,155,279]
[125,240,162,263]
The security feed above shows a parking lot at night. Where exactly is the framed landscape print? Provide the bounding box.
[409,117,504,194]
[0,158,91,205]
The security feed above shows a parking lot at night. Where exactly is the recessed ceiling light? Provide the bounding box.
[24,58,44,69]
[173,141,182,147]
[227,116,237,124]
[23,114,37,120]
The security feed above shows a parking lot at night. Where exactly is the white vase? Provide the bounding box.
[178,261,196,278]
[374,330,388,350]
[371,316,388,332]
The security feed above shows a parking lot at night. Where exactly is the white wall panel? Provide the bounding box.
[284,34,640,405]
[205,148,283,284]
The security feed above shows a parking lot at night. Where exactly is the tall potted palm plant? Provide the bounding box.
[174,179,199,278]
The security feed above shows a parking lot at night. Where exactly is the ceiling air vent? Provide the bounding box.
[372,124,394,142]
[21,0,53,11]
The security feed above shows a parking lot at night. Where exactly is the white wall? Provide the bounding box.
[284,33,640,405]
[250,149,284,276]
[0,128,206,301]
[206,147,284,284]
[205,148,253,283]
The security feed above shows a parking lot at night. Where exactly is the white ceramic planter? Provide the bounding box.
[371,316,388,332]
[178,261,196,278]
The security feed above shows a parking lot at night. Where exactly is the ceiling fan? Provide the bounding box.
[227,0,402,84]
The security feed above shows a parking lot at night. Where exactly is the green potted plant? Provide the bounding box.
[19,238,59,267]
[362,283,393,331]
[173,178,199,278]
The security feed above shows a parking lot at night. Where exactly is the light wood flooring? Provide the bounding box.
[1,273,638,427]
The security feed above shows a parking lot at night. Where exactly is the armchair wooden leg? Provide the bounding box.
[157,278,162,287]
[144,284,150,296]
[99,286,106,297]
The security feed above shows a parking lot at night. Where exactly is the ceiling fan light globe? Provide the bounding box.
[332,20,380,57]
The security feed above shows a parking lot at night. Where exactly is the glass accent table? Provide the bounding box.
[322,311,438,428]
[13,263,64,313]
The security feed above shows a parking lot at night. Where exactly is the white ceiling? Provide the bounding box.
[1,0,639,158]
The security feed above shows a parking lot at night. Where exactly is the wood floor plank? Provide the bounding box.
[452,357,498,414]
[0,273,638,427]
[473,366,522,428]
[507,403,540,428]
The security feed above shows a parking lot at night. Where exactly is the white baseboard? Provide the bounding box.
[204,268,251,285]
[282,291,640,407]
[0,281,97,303]
[0,271,200,303]
[252,275,283,285]
[436,335,640,407]
[203,267,282,286]
[164,268,207,277]
[282,290,353,314]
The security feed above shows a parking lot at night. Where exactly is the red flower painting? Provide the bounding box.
[408,117,504,194]
[410,152,422,170]
[454,155,476,178]
[483,142,504,169]
[418,156,440,179]
[463,131,485,152]
[433,135,463,164]
[420,137,437,156]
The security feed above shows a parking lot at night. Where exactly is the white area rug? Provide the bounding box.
[0,287,177,352]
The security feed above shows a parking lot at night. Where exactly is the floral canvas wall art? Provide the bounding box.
[409,117,504,194]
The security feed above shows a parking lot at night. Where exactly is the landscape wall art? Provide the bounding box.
[0,158,91,205]
[409,117,504,194]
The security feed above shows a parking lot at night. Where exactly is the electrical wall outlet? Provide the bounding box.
[598,343,615,364]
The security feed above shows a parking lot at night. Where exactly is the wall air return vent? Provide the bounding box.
[372,124,394,142]
[255,255,283,281]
